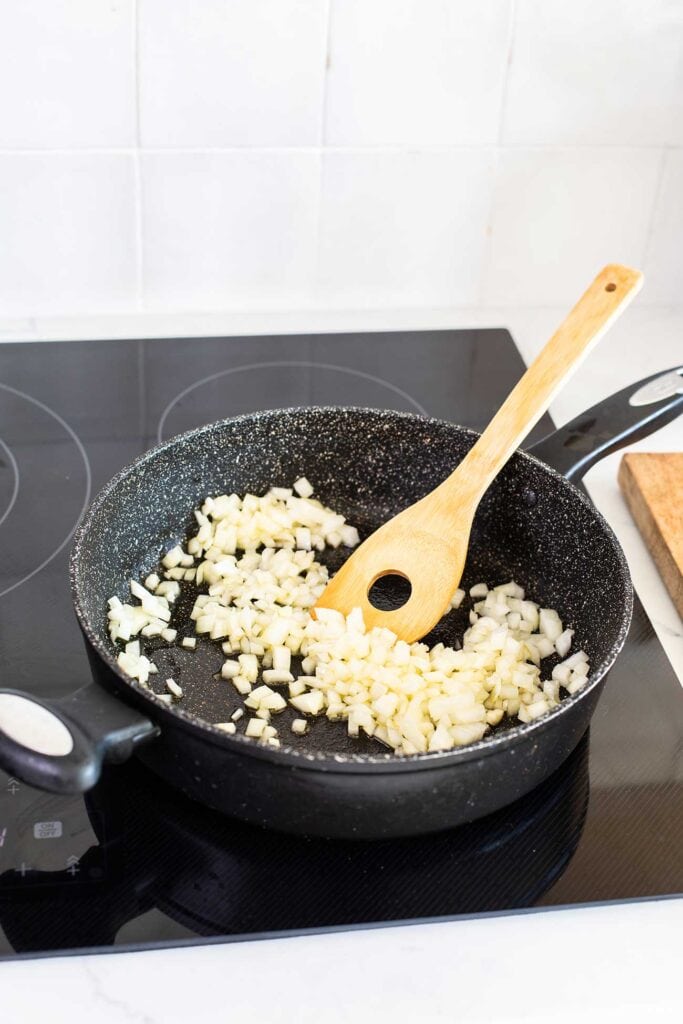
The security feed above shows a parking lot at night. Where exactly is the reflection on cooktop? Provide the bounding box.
[0,329,681,961]
[0,737,589,953]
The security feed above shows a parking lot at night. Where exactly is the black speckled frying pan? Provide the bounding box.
[0,368,681,840]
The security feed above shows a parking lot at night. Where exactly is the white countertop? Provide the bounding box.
[1,303,682,1023]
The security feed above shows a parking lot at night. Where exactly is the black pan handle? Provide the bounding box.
[528,366,683,481]
[0,684,158,794]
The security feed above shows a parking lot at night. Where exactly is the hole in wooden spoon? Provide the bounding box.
[368,572,412,611]
[605,282,616,292]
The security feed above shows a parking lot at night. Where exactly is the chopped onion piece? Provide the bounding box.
[245,718,267,738]
[340,524,360,547]
[162,545,184,569]
[156,581,180,602]
[272,646,291,673]
[215,722,236,734]
[539,608,563,642]
[295,527,311,550]
[293,477,314,498]
[262,669,294,685]
[555,629,574,658]
[290,691,325,716]
[238,653,259,683]
[165,678,182,699]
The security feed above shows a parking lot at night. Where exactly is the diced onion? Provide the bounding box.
[108,482,588,755]
[162,545,184,569]
[262,669,294,685]
[165,678,182,699]
[215,722,236,734]
[245,718,267,738]
[293,477,314,499]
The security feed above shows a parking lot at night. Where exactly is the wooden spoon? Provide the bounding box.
[314,264,643,642]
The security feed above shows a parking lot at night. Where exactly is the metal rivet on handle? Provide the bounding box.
[629,368,683,407]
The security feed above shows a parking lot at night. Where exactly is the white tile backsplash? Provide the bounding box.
[0,155,137,316]
[0,2,682,321]
[317,149,495,307]
[484,148,662,306]
[142,152,320,310]
[139,0,328,147]
[0,1,135,148]
[643,149,683,304]
[503,0,683,146]
[325,0,513,146]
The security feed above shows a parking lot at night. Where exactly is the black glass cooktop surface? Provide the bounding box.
[0,329,681,959]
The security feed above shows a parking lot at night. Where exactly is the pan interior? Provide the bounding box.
[72,408,630,760]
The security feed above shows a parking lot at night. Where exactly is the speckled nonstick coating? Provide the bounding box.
[68,407,631,838]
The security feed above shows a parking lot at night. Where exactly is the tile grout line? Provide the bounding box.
[477,147,502,309]
[496,0,518,147]
[640,147,669,274]
[478,0,518,307]
[312,0,334,299]
[1,144,683,156]
[1,302,682,343]
[132,156,144,314]
[312,151,327,303]
[320,0,333,148]
[132,0,144,313]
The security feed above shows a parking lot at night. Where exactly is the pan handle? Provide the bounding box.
[0,684,158,794]
[527,366,683,481]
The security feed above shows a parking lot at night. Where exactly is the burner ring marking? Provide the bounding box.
[157,361,429,444]
[0,437,19,531]
[0,383,92,600]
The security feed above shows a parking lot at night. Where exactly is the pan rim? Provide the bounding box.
[70,405,633,774]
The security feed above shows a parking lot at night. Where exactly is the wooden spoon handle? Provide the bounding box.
[436,264,643,510]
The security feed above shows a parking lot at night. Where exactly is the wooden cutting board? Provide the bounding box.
[618,453,683,618]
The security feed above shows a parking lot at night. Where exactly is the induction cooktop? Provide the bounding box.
[0,329,681,959]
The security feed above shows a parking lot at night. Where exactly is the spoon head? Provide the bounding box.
[314,519,470,642]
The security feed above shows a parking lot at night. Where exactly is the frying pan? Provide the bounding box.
[0,367,681,840]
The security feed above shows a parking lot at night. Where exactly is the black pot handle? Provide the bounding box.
[528,366,683,481]
[0,684,159,794]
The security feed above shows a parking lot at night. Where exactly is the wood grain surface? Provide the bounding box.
[619,452,683,618]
